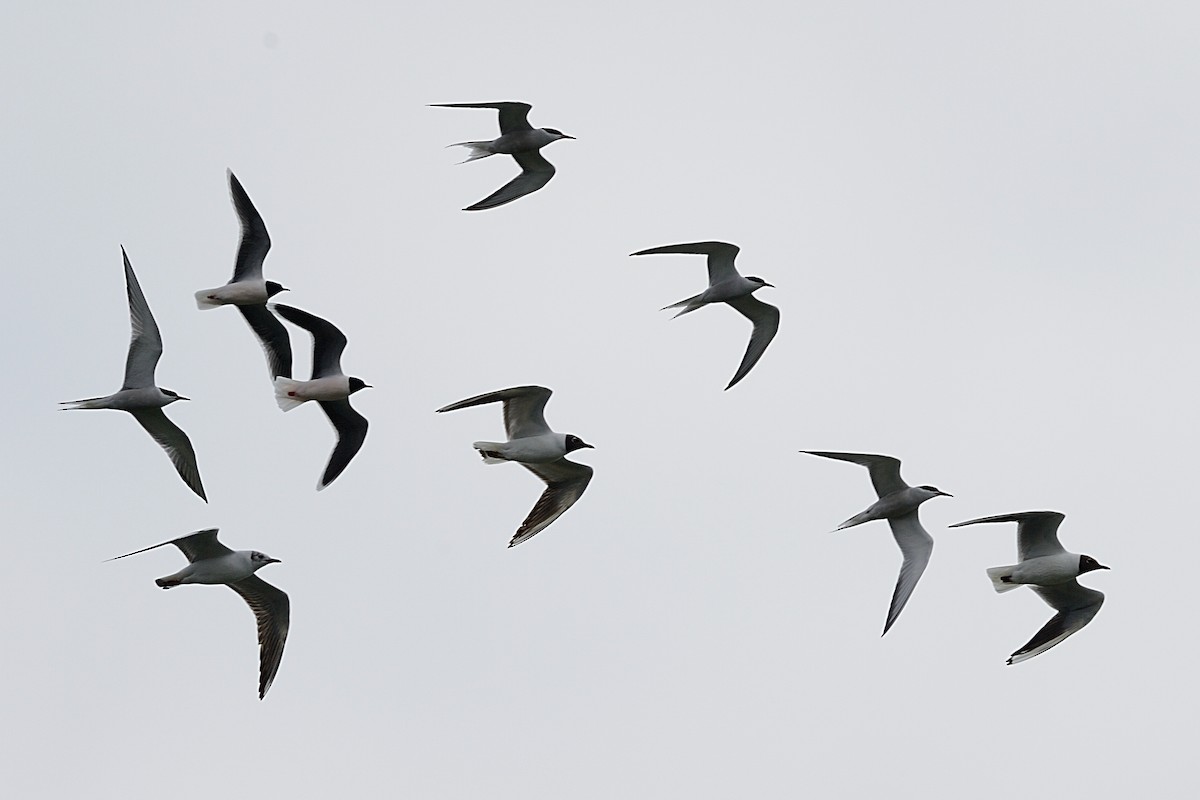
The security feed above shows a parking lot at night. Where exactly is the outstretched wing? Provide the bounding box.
[227,575,290,699]
[107,528,229,563]
[316,399,369,490]
[882,512,934,635]
[430,101,534,134]
[227,170,271,283]
[1008,580,1104,665]
[237,304,292,379]
[130,408,207,501]
[464,150,556,211]
[510,458,594,547]
[948,511,1067,560]
[800,451,908,499]
[629,241,742,286]
[120,247,164,390]
[436,386,553,440]
[724,294,780,389]
[272,304,349,379]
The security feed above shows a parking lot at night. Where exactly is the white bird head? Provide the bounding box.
[745,276,775,289]
[914,484,952,501]
[542,127,576,142]
[160,388,190,403]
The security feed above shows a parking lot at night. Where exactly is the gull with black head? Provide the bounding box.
[272,304,371,490]
[631,241,779,389]
[949,511,1108,664]
[109,528,288,699]
[430,101,574,210]
[801,451,952,635]
[437,385,593,547]
[194,170,292,380]
[60,247,206,501]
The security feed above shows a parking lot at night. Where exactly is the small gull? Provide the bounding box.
[949,511,1108,664]
[109,528,288,699]
[437,385,593,547]
[194,170,292,379]
[272,304,371,490]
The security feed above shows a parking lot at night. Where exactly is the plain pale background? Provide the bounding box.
[3,2,1195,797]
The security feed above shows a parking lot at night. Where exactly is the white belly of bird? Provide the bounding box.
[195,280,269,308]
[175,553,256,585]
[493,433,567,463]
[286,376,350,402]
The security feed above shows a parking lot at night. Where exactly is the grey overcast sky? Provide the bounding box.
[3,1,1198,797]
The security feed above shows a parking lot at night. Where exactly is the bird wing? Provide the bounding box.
[107,528,230,563]
[948,511,1067,560]
[436,385,553,440]
[120,247,164,390]
[316,398,368,490]
[227,575,290,699]
[227,170,271,283]
[510,458,594,547]
[629,241,742,286]
[271,304,348,379]
[882,511,934,635]
[724,294,780,390]
[799,451,908,498]
[130,407,207,501]
[463,150,556,211]
[431,101,533,134]
[237,304,292,379]
[1007,580,1105,665]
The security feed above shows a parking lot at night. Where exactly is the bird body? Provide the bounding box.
[437,385,593,547]
[60,247,206,501]
[473,432,578,464]
[274,375,361,409]
[270,303,370,490]
[195,278,279,308]
[156,549,268,588]
[948,511,1108,664]
[836,485,949,530]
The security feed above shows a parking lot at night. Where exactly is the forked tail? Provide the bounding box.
[661,292,707,319]
[448,141,496,163]
[58,396,108,410]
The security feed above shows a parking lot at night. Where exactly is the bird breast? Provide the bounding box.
[105,386,178,410]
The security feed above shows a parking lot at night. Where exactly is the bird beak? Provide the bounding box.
[563,135,577,140]
[583,443,595,449]
[939,491,954,497]
[1099,564,1111,570]
[177,395,191,401]
[764,282,776,288]
[267,558,282,565]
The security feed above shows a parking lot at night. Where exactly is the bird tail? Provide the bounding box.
[986,565,1022,593]
[661,292,708,319]
[194,289,224,310]
[472,442,509,464]
[448,141,496,163]
[273,377,307,411]
[58,396,108,410]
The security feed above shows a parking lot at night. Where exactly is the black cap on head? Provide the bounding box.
[265,281,288,297]
[565,434,593,452]
[348,377,372,393]
[1079,554,1109,574]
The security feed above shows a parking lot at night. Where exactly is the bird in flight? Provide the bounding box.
[60,247,206,501]
[431,101,574,210]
